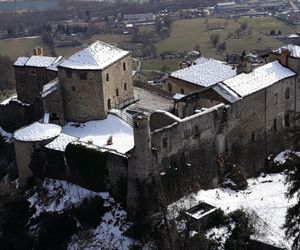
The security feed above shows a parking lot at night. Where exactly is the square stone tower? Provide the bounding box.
[58,41,134,122]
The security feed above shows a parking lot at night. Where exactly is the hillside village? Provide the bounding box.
[0,38,300,249]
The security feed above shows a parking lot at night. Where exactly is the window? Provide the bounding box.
[116,88,119,97]
[123,62,126,71]
[274,93,278,104]
[107,99,111,110]
[71,86,76,91]
[124,83,127,91]
[163,138,168,149]
[106,73,109,82]
[251,131,255,142]
[285,114,290,127]
[29,70,36,76]
[168,82,172,92]
[66,70,72,78]
[274,119,277,132]
[180,88,185,94]
[285,88,290,100]
[80,73,87,80]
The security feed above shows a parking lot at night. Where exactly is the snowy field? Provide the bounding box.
[169,172,297,249]
[62,114,134,154]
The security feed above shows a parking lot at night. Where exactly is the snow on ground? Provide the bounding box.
[62,114,134,154]
[0,94,17,105]
[206,223,235,248]
[273,150,300,165]
[169,172,297,249]
[28,178,133,249]
[0,126,12,143]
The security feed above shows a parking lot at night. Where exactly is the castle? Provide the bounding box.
[3,41,300,210]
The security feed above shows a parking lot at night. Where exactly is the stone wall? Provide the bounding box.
[14,66,57,104]
[59,55,133,122]
[127,75,300,209]
[42,84,65,125]
[163,76,203,95]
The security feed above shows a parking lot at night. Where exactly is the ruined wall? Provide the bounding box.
[163,77,203,95]
[150,112,178,131]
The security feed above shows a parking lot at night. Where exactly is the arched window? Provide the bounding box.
[123,62,126,71]
[106,73,109,82]
[124,83,127,91]
[107,99,111,110]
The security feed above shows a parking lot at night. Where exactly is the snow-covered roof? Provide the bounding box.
[288,33,299,38]
[14,122,61,142]
[223,61,296,97]
[171,57,236,88]
[46,56,64,71]
[59,41,130,70]
[213,83,241,103]
[273,44,300,58]
[62,114,134,154]
[14,55,62,68]
[14,57,29,66]
[45,133,78,151]
[42,78,59,98]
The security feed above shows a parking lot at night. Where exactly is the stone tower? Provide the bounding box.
[127,112,153,210]
[58,41,134,122]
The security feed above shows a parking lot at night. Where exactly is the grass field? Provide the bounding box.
[239,16,300,35]
[0,36,49,60]
[155,17,284,59]
[141,59,179,72]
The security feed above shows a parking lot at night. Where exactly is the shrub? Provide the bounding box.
[205,208,229,229]
[72,196,109,229]
[34,212,77,250]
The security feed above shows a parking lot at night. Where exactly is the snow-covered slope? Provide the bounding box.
[169,172,297,249]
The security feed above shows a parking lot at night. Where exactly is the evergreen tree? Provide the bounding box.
[284,154,300,249]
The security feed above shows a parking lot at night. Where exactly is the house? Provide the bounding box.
[163,57,236,95]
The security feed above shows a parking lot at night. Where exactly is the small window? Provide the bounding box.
[274,119,277,132]
[66,70,72,78]
[124,83,127,91]
[180,88,185,94]
[80,73,87,80]
[168,82,172,92]
[251,131,255,142]
[123,62,126,71]
[106,73,109,82]
[107,99,111,110]
[285,88,290,100]
[71,86,76,91]
[285,114,290,127]
[29,70,36,76]
[163,138,168,149]
[274,93,278,104]
[116,88,119,97]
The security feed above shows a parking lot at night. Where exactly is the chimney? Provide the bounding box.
[279,48,289,67]
[33,47,44,56]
